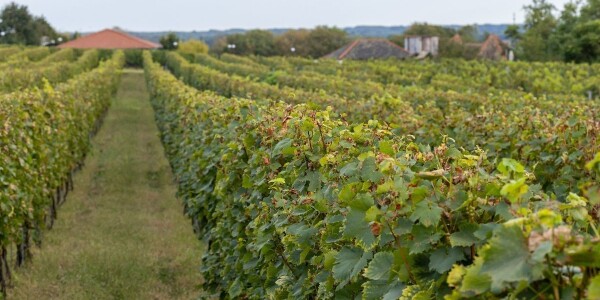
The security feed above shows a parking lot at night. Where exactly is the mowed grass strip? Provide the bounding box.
[8,69,202,300]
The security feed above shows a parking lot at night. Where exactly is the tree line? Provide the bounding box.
[505,0,600,63]
[0,2,66,46]
[2,0,598,63]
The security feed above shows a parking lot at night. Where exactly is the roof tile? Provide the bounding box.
[58,29,161,49]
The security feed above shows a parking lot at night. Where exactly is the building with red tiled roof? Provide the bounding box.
[478,34,510,60]
[450,34,463,44]
[58,29,161,49]
[324,38,409,60]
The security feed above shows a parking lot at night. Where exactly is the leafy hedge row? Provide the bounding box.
[0,47,22,63]
[0,51,124,294]
[145,51,600,299]
[0,47,52,67]
[195,52,596,105]
[0,49,100,93]
[251,55,600,97]
[36,48,79,64]
[168,52,600,200]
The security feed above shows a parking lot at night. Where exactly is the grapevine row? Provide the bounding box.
[144,51,600,299]
[0,49,100,93]
[0,51,124,294]
[167,52,600,200]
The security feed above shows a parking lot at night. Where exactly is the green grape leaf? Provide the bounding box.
[350,193,375,211]
[364,251,394,281]
[344,209,377,249]
[362,280,389,300]
[459,257,492,297]
[272,138,293,157]
[324,250,338,270]
[410,186,430,203]
[333,247,372,289]
[497,158,525,176]
[361,157,383,182]
[286,222,318,244]
[480,224,541,290]
[409,225,442,254]
[306,171,321,192]
[340,161,359,177]
[500,177,529,203]
[379,140,395,156]
[228,278,243,298]
[429,247,466,274]
[449,224,479,247]
[382,282,405,300]
[339,183,358,203]
[410,200,442,227]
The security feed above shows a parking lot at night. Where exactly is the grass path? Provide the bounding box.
[8,70,202,299]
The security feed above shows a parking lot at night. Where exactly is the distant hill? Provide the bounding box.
[127,24,512,45]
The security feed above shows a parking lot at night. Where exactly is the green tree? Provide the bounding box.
[549,1,581,61]
[243,30,276,56]
[518,0,558,61]
[159,33,179,50]
[403,23,455,38]
[177,39,209,55]
[574,0,600,62]
[209,36,227,55]
[223,33,248,55]
[568,20,600,62]
[305,26,349,58]
[457,25,478,42]
[221,30,276,56]
[0,2,55,45]
[580,0,600,21]
[504,24,521,41]
[275,29,310,56]
[32,16,58,45]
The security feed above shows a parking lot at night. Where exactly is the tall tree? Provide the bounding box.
[403,23,456,38]
[305,26,348,58]
[570,20,600,62]
[580,0,600,21]
[504,24,521,42]
[457,25,478,42]
[572,0,600,62]
[518,0,558,61]
[159,33,180,50]
[0,2,57,45]
[275,29,310,56]
[243,30,276,56]
[549,1,581,61]
[222,30,276,56]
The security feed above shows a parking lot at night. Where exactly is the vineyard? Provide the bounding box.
[146,51,600,299]
[1,44,600,299]
[0,47,124,295]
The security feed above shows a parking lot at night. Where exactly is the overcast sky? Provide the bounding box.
[2,0,573,32]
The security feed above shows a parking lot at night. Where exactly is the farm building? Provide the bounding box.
[450,34,463,44]
[450,34,513,61]
[324,38,409,60]
[404,36,439,57]
[58,29,161,49]
[478,34,512,60]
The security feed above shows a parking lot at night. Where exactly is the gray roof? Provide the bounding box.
[325,39,409,60]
